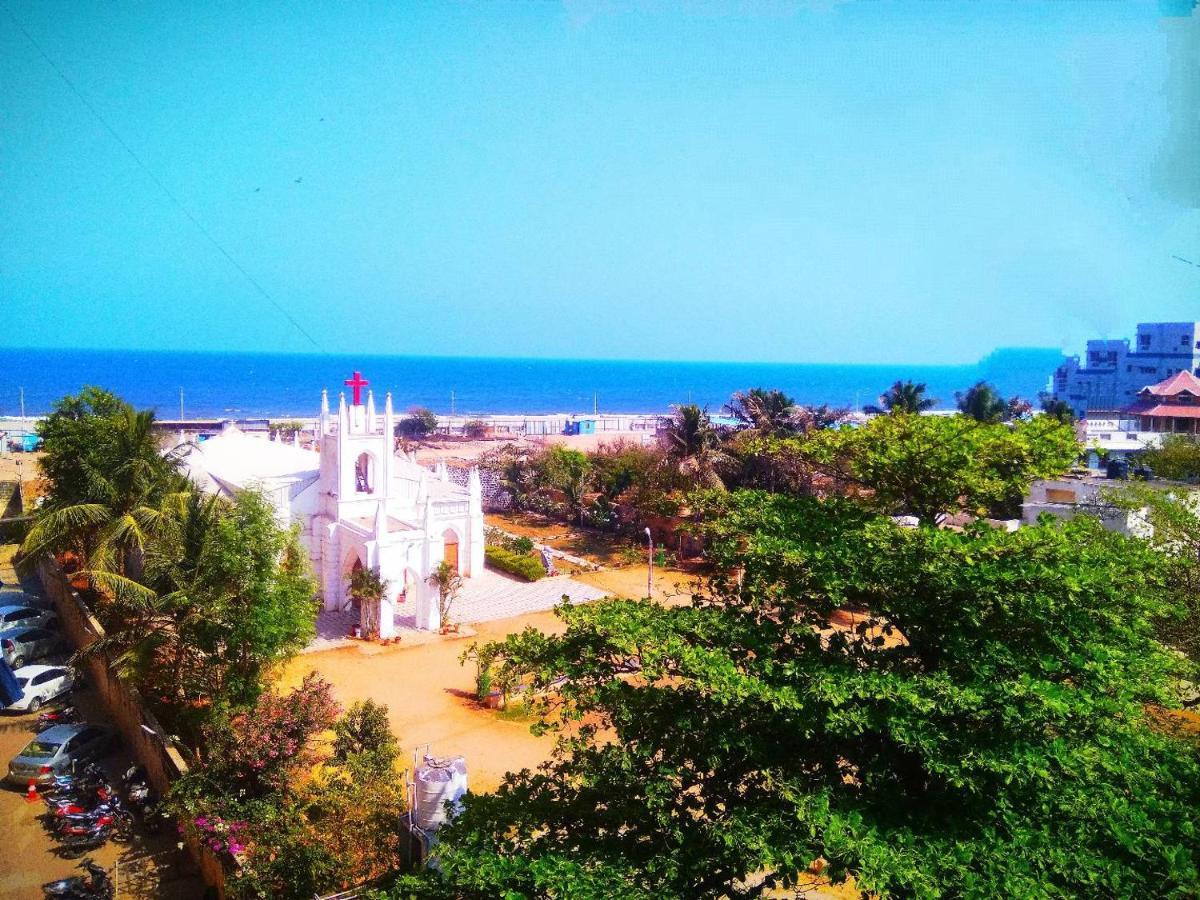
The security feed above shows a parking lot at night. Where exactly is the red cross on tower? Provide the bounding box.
[343,371,369,406]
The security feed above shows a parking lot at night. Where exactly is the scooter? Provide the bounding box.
[55,819,127,855]
[41,858,113,899]
[44,785,113,818]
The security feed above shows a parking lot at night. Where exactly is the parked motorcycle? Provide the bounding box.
[54,804,133,842]
[36,705,80,731]
[41,858,113,899]
[122,763,162,834]
[44,784,114,818]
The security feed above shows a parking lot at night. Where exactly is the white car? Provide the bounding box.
[6,664,75,712]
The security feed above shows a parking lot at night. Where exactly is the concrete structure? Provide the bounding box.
[1124,370,1200,434]
[1052,322,1200,417]
[176,374,486,635]
[1022,476,1152,536]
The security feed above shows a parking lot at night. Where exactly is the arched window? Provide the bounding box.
[355,452,374,493]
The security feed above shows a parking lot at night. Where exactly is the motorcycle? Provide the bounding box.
[122,764,162,834]
[44,785,114,818]
[55,804,133,842]
[41,858,113,899]
[35,705,79,731]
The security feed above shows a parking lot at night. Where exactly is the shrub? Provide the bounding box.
[333,699,398,766]
[396,407,439,439]
[510,535,534,554]
[485,546,545,581]
[463,420,489,439]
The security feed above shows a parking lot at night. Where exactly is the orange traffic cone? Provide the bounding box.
[25,779,38,803]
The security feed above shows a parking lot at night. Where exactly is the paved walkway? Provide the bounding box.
[306,568,606,652]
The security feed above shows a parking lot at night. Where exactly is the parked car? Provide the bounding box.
[0,587,55,611]
[6,664,75,712]
[0,604,56,632]
[6,724,117,786]
[0,626,65,669]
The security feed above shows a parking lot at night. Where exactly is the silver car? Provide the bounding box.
[0,626,65,669]
[6,723,117,786]
[0,604,56,632]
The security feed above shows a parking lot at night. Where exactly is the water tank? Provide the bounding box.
[412,755,468,831]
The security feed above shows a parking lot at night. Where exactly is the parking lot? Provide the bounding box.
[0,548,202,899]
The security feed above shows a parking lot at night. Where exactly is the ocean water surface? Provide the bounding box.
[0,348,1064,419]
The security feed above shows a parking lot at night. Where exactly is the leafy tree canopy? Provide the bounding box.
[398,495,1199,898]
[1138,435,1200,481]
[798,413,1079,523]
[396,407,440,438]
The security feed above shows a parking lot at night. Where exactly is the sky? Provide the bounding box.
[1,0,1197,365]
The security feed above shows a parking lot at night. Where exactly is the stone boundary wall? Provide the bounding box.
[447,464,511,511]
[36,559,228,898]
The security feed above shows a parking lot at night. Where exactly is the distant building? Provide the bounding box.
[1052,322,1200,417]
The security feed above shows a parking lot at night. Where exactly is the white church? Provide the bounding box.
[177,373,485,636]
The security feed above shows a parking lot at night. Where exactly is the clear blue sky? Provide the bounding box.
[1,1,1197,364]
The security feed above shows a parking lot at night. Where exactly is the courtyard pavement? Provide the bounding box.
[308,568,606,651]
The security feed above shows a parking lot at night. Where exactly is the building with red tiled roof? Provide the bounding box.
[1124,370,1200,433]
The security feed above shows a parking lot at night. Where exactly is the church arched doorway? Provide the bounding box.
[442,527,460,572]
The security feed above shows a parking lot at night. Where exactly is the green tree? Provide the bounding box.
[349,565,389,639]
[1038,395,1076,424]
[802,412,1078,523]
[1106,484,1200,670]
[401,497,1199,898]
[427,560,464,628]
[726,388,800,434]
[87,489,319,745]
[541,445,593,522]
[23,391,184,576]
[955,380,1030,423]
[1138,434,1200,481]
[864,379,937,415]
[333,699,399,767]
[663,404,732,490]
[396,407,440,439]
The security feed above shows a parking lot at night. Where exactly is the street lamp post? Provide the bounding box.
[644,526,653,599]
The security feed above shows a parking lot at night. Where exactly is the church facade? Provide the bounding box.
[177,374,485,635]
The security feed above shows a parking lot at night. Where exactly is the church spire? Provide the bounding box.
[366,390,376,430]
[320,389,330,435]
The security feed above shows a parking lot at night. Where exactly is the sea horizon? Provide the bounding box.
[0,346,1065,420]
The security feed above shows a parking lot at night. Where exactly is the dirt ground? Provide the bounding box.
[412,431,654,467]
[278,564,693,794]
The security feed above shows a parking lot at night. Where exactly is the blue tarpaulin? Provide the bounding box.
[0,658,21,707]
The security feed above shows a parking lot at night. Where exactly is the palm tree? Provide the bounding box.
[663,404,732,490]
[350,565,389,640]
[427,561,463,630]
[82,489,222,710]
[21,408,184,578]
[726,388,800,434]
[865,380,938,415]
[956,381,1030,423]
[955,382,1003,423]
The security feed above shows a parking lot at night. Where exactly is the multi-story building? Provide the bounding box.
[1052,322,1200,416]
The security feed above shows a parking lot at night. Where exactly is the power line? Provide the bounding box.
[4,5,321,350]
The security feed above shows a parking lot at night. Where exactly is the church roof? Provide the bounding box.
[180,425,320,490]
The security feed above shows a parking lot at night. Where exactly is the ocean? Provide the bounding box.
[0,347,1064,420]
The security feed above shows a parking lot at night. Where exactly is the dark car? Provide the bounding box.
[0,604,56,632]
[0,626,65,669]
[6,723,117,786]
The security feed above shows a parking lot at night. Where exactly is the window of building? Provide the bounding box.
[1138,334,1151,350]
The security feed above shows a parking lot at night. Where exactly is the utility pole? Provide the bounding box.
[645,527,654,599]
[19,387,25,425]
[450,389,456,417]
[179,387,185,421]
[593,391,598,415]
